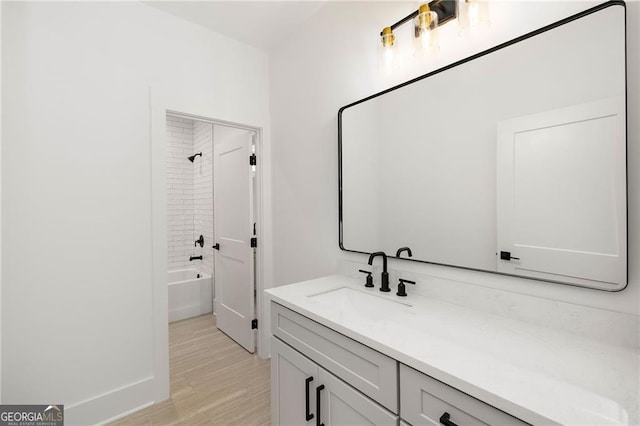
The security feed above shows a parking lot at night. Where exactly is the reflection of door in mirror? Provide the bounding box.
[339,2,626,290]
[496,97,626,290]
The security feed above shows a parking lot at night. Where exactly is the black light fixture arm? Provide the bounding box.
[383,9,419,35]
[379,0,457,36]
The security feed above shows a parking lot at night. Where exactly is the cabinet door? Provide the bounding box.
[318,367,398,426]
[271,337,318,426]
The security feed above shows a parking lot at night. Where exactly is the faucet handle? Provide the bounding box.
[358,270,374,288]
[396,278,415,297]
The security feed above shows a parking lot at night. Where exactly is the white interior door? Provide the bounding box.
[496,97,626,289]
[213,128,255,352]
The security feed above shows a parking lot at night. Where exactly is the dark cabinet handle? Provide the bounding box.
[316,384,325,426]
[499,250,519,261]
[439,412,458,426]
[305,376,314,421]
[212,243,220,250]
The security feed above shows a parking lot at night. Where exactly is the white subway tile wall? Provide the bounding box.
[167,116,196,270]
[193,121,214,275]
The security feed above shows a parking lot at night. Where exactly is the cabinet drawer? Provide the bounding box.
[400,364,528,426]
[272,302,398,413]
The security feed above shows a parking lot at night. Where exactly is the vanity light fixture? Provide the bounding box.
[378,0,456,65]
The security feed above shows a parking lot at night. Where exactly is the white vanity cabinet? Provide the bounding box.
[267,276,639,426]
[270,301,528,426]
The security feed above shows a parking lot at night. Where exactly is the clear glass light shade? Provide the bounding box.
[458,0,490,35]
[413,9,439,57]
[378,28,400,75]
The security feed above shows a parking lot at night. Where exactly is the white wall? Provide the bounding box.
[2,2,270,423]
[269,1,640,316]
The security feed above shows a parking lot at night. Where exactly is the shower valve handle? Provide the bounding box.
[195,235,204,248]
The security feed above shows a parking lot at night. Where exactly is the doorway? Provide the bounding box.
[165,112,262,355]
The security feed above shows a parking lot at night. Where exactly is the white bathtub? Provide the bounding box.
[168,268,212,323]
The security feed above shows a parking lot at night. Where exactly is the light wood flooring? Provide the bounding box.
[111,314,271,425]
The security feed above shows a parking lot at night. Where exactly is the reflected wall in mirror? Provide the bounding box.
[339,2,627,291]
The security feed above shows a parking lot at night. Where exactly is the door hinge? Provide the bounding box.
[251,319,258,329]
[251,237,257,248]
[250,154,256,166]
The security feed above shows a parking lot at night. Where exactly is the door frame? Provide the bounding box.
[149,90,270,403]
[168,109,266,342]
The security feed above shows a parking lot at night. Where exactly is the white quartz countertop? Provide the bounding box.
[266,275,640,426]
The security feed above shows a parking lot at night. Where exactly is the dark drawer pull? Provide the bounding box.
[316,384,325,426]
[305,376,314,421]
[440,412,458,426]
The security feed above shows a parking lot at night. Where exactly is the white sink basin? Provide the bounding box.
[308,287,412,320]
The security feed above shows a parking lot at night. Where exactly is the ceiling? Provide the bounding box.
[145,1,327,50]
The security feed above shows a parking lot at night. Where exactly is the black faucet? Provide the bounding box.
[396,247,413,258]
[189,255,202,261]
[368,252,390,292]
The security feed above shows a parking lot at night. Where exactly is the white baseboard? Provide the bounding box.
[65,377,156,425]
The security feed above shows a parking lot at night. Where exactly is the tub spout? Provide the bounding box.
[189,255,202,261]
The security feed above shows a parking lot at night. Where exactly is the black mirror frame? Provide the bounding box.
[337,0,628,291]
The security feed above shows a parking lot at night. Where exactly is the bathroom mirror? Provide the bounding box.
[339,2,627,291]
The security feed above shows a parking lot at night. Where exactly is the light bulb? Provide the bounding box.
[413,4,439,57]
[469,1,480,28]
[383,47,394,73]
[419,30,431,49]
[459,0,490,36]
[378,26,399,75]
